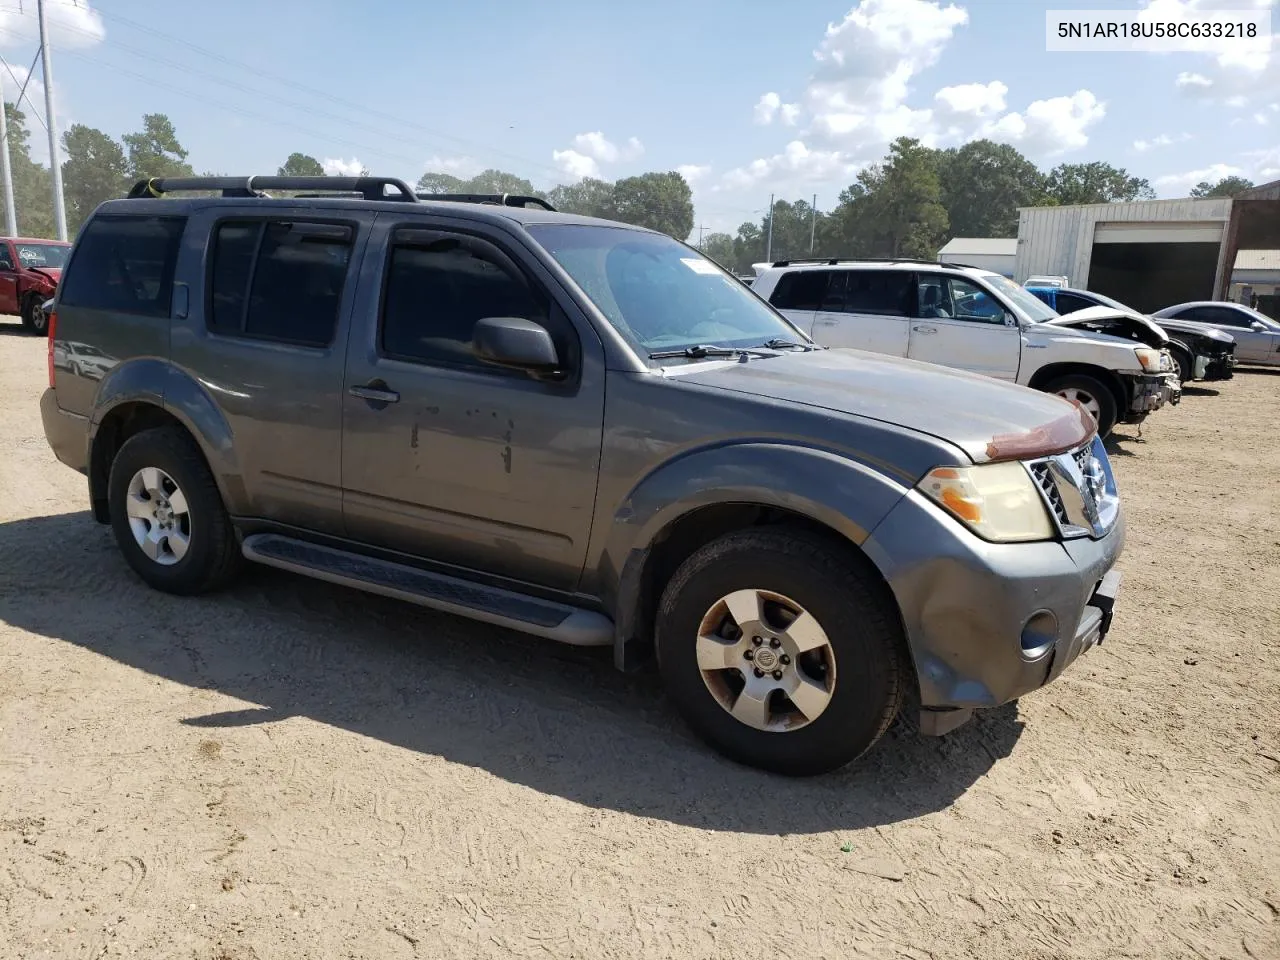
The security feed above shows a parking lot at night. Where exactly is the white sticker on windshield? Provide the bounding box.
[680,257,721,276]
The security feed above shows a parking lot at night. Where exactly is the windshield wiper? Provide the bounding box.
[648,344,757,360]
[758,337,817,351]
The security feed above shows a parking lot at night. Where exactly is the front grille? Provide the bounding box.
[1072,446,1091,474]
[1031,462,1070,525]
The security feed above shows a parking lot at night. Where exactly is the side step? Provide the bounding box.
[241,533,613,647]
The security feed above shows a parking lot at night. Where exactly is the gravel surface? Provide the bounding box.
[2,320,1278,960]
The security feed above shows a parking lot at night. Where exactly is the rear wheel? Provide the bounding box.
[107,426,242,595]
[1043,373,1118,438]
[655,527,906,776]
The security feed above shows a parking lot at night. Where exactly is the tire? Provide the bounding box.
[1043,373,1119,438]
[20,294,47,335]
[655,527,906,776]
[1167,345,1192,384]
[107,426,242,595]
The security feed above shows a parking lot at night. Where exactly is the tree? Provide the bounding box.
[609,171,694,239]
[1,103,55,238]
[1044,161,1154,205]
[277,152,325,177]
[829,138,949,258]
[61,124,130,233]
[935,140,1047,238]
[122,113,194,180]
[416,171,466,194]
[547,177,615,218]
[415,167,539,198]
[700,232,737,271]
[1189,176,1254,199]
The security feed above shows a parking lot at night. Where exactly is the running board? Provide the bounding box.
[241,533,613,647]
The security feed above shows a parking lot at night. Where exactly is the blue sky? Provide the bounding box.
[0,0,1276,235]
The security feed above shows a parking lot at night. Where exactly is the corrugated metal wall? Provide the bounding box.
[1015,198,1234,288]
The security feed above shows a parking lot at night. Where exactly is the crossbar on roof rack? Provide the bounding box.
[126,176,417,202]
[421,193,557,211]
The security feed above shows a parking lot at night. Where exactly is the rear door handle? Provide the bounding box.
[814,318,839,326]
[912,325,937,335]
[348,381,400,405]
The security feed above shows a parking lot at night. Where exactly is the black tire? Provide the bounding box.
[1042,373,1119,438]
[20,294,47,335]
[107,426,242,595]
[655,527,906,776]
[1167,344,1192,384]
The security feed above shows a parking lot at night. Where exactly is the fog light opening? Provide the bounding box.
[1020,610,1059,660]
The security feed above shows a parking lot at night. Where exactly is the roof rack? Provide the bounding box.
[770,256,977,269]
[421,192,557,212]
[126,176,417,202]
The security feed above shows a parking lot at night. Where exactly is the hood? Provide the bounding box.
[1041,305,1169,348]
[671,348,1093,464]
[1152,316,1235,343]
[28,266,61,285]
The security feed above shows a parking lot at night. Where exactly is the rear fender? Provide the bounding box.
[601,442,914,667]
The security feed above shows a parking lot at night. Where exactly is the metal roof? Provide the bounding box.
[1233,249,1280,270]
[937,237,1018,256]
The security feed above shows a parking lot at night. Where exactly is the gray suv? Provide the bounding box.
[39,176,1124,775]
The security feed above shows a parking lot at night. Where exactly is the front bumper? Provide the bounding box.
[1203,352,1236,381]
[1123,372,1177,421]
[862,487,1125,718]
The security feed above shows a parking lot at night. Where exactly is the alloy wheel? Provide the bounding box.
[125,467,192,566]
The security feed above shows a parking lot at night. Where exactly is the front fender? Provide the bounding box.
[600,442,912,667]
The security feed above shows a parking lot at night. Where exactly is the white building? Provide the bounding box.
[936,237,1017,277]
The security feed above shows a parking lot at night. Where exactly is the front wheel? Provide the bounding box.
[1043,374,1119,438]
[20,294,47,335]
[655,527,907,776]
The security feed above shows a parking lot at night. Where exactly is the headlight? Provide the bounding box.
[919,462,1055,542]
[1134,347,1163,372]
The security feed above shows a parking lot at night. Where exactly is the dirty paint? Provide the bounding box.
[410,424,419,449]
[502,419,514,474]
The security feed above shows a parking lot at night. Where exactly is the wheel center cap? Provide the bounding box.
[753,647,779,671]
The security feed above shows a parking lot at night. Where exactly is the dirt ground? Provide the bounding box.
[1,319,1278,960]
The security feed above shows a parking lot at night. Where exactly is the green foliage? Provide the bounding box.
[609,171,694,239]
[122,113,194,180]
[1,103,54,238]
[699,232,737,271]
[1044,161,1155,205]
[827,138,949,258]
[277,152,325,177]
[546,177,616,218]
[417,167,539,198]
[1189,175,1254,199]
[935,139,1048,238]
[61,124,130,234]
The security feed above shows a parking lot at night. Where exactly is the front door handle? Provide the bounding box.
[912,325,937,335]
[348,381,400,405]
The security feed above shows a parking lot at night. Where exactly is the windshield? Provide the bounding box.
[15,242,71,269]
[529,224,807,357]
[983,274,1059,323]
[1241,303,1278,326]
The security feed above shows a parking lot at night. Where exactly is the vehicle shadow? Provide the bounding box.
[1180,385,1220,397]
[0,511,1024,834]
[1238,367,1280,376]
[1104,432,1140,457]
[0,323,33,337]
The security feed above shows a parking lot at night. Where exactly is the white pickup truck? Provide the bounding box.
[752,259,1179,436]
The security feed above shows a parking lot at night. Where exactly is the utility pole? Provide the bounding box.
[38,0,68,241]
[765,192,774,263]
[0,72,16,237]
[696,224,708,249]
[810,194,817,254]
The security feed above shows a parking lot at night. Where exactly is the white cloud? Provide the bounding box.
[0,0,105,50]
[719,140,855,192]
[934,81,1008,119]
[552,131,643,180]
[1254,111,1271,125]
[1133,132,1192,151]
[1154,162,1245,192]
[977,90,1106,157]
[1226,95,1248,108]
[1176,71,1214,88]
[754,92,781,124]
[676,164,712,184]
[424,154,482,177]
[780,103,801,126]
[322,157,364,177]
[1247,145,1280,179]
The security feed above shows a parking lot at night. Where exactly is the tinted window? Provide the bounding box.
[208,220,353,347]
[1054,292,1092,314]
[0,247,12,270]
[917,275,1007,324]
[381,232,550,371]
[768,270,830,311]
[844,271,913,316]
[1200,307,1250,328]
[59,215,186,317]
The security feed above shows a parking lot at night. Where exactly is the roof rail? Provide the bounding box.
[126,176,418,202]
[770,256,982,269]
[421,192,557,212]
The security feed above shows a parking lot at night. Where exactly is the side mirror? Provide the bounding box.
[473,317,563,377]
[1251,320,1266,331]
[1004,311,1018,327]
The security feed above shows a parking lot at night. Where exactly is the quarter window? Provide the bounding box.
[207,220,353,347]
[380,230,557,373]
[58,215,186,317]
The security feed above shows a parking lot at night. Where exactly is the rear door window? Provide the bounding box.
[768,270,831,311]
[58,215,186,317]
[844,270,913,316]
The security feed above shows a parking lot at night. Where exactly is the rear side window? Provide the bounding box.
[208,219,353,347]
[1054,292,1091,314]
[768,270,830,311]
[844,271,913,316]
[59,215,186,317]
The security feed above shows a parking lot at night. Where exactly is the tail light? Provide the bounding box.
[46,308,57,388]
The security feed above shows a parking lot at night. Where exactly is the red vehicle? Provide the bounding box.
[0,236,72,334]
